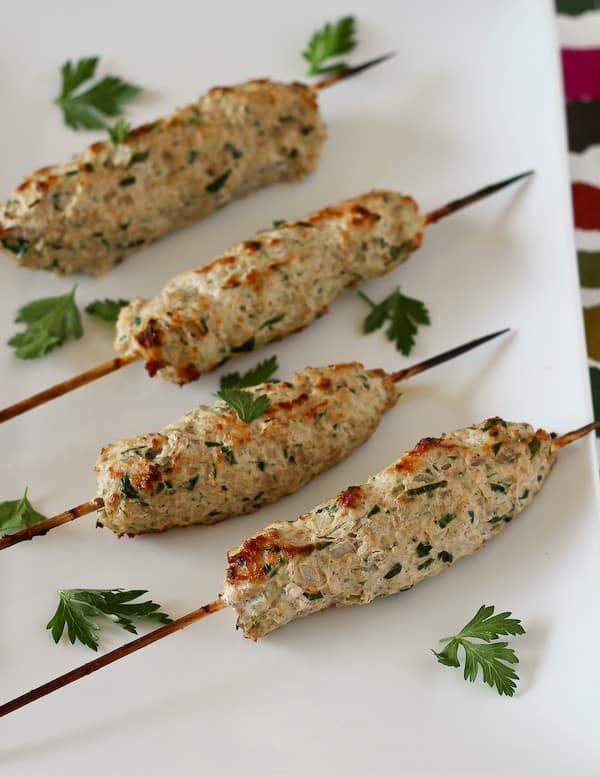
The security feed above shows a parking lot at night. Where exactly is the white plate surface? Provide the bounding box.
[1,1,599,775]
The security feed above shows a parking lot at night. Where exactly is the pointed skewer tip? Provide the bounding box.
[424,170,535,226]
[390,327,511,384]
[312,52,397,91]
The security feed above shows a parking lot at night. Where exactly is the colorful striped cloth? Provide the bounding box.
[557,1,600,448]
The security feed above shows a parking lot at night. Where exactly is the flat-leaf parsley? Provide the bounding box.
[303,16,357,76]
[433,604,525,697]
[217,388,270,423]
[47,588,172,651]
[9,285,83,359]
[55,56,140,130]
[0,488,47,535]
[358,287,430,356]
[219,355,279,390]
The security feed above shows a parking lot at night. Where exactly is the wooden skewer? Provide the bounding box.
[0,498,103,551]
[0,598,226,718]
[552,420,600,450]
[0,173,531,426]
[312,52,397,90]
[0,414,597,718]
[0,329,509,551]
[388,327,510,383]
[0,353,139,424]
[423,170,534,225]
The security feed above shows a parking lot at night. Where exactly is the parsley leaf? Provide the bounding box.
[205,170,231,193]
[0,487,46,535]
[217,388,270,423]
[219,355,279,390]
[8,285,83,359]
[303,16,357,76]
[86,298,129,323]
[47,588,172,651]
[358,287,430,356]
[55,56,141,130]
[107,117,132,145]
[59,57,99,97]
[433,605,525,697]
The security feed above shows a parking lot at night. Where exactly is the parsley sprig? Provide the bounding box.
[219,355,279,390]
[303,16,357,76]
[358,287,430,356]
[217,388,270,423]
[47,589,172,651]
[0,488,46,535]
[55,56,140,131]
[433,605,525,697]
[9,285,83,359]
[86,298,130,323]
[217,356,279,421]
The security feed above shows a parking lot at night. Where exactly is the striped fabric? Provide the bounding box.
[557,1,600,445]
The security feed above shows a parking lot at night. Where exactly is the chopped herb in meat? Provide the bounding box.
[225,142,243,159]
[220,445,236,464]
[1,237,30,258]
[437,513,456,529]
[259,314,285,330]
[119,474,139,500]
[384,563,403,579]
[407,480,447,497]
[303,591,323,600]
[205,170,231,193]
[185,476,199,491]
[231,337,255,354]
[130,150,150,165]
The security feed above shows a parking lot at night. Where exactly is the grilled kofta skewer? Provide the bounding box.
[0,329,506,548]
[0,171,531,424]
[2,418,596,717]
[224,417,555,638]
[2,80,324,275]
[118,174,530,383]
[95,361,400,536]
[0,56,392,276]
[117,188,424,384]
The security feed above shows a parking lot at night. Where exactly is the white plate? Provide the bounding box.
[1,1,599,775]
